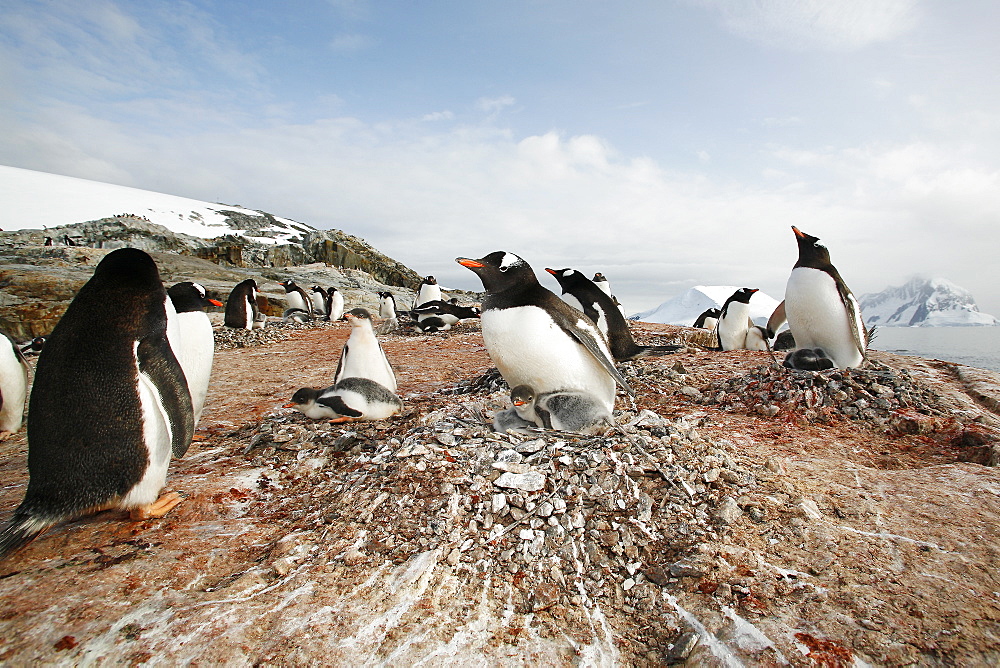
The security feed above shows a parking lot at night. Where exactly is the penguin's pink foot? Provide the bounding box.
[130,492,183,520]
[329,416,358,424]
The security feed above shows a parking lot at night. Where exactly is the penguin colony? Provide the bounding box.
[0,225,866,560]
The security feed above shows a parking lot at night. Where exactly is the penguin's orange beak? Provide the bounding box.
[792,226,806,238]
[513,400,527,407]
[544,268,557,276]
[456,258,483,268]
[208,299,223,307]
[283,401,297,408]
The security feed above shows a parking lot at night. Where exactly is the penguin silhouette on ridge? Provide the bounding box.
[0,248,194,560]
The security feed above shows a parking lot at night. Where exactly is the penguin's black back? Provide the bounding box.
[224,279,258,327]
[24,248,193,519]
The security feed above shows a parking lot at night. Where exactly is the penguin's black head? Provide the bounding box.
[423,276,437,285]
[545,267,592,292]
[593,272,606,282]
[457,251,534,292]
[342,307,373,322]
[510,384,535,408]
[792,226,832,267]
[280,280,298,292]
[169,281,222,312]
[311,285,324,293]
[730,288,759,304]
[286,387,320,407]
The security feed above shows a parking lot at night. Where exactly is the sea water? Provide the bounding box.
[869,326,1000,373]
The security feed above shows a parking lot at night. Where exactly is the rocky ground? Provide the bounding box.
[1,318,1000,666]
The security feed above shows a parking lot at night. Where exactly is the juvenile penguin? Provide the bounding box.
[224,279,259,329]
[336,308,397,392]
[456,251,632,415]
[783,347,835,371]
[0,248,194,560]
[784,226,867,369]
[413,276,442,309]
[327,286,345,321]
[693,308,721,330]
[285,376,402,423]
[716,288,758,351]
[0,331,29,439]
[546,267,679,361]
[280,280,313,319]
[743,325,770,352]
[510,384,611,434]
[309,286,328,318]
[283,308,311,324]
[167,281,223,426]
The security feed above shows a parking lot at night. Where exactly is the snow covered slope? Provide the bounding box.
[859,277,998,327]
[632,286,781,327]
[0,165,313,245]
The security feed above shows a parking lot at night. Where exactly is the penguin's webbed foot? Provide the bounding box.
[130,492,183,520]
[329,416,359,424]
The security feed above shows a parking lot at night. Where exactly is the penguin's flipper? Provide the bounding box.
[766,300,786,339]
[137,334,195,458]
[317,394,364,418]
[333,344,348,383]
[838,286,868,361]
[0,510,48,561]
[559,318,634,395]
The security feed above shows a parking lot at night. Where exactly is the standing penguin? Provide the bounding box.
[592,272,613,297]
[335,308,397,392]
[716,288,759,351]
[413,276,442,309]
[327,286,345,322]
[224,279,259,329]
[280,280,313,319]
[0,248,194,560]
[783,226,867,369]
[509,384,611,435]
[0,331,29,440]
[377,291,399,334]
[456,251,632,415]
[167,282,222,426]
[546,267,679,361]
[309,286,328,319]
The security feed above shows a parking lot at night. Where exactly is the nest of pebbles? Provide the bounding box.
[699,361,948,428]
[213,320,338,349]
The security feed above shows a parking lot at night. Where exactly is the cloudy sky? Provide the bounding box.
[2,0,999,314]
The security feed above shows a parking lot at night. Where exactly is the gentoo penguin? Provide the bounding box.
[283,308,311,324]
[167,281,223,426]
[413,276,442,309]
[413,316,451,333]
[285,377,402,423]
[224,279,259,329]
[492,406,536,433]
[0,248,194,560]
[716,288,758,351]
[693,308,721,330]
[412,300,480,329]
[545,267,679,361]
[309,286,328,319]
[592,272,613,297]
[327,286,345,321]
[0,331,29,439]
[280,280,313,319]
[783,347,834,371]
[456,251,632,416]
[784,226,867,369]
[336,308,397,392]
[743,325,770,352]
[510,384,611,435]
[376,291,399,334]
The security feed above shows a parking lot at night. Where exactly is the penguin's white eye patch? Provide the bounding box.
[499,253,521,271]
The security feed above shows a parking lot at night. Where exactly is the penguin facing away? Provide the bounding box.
[285,376,402,423]
[0,248,194,560]
[510,384,611,435]
[545,267,679,361]
[716,288,758,351]
[309,286,328,318]
[167,281,223,426]
[224,279,259,329]
[784,226,867,369]
[335,308,397,392]
[413,276,442,309]
[327,287,345,321]
[0,331,29,439]
[456,251,632,416]
[280,280,313,319]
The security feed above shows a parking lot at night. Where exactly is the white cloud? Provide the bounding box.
[477,95,516,114]
[422,110,455,122]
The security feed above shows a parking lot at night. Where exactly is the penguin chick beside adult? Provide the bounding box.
[280,280,313,319]
[224,279,259,330]
[784,226,867,369]
[783,347,835,371]
[336,308,397,392]
[510,384,611,435]
[285,377,402,422]
[0,248,194,560]
[716,288,759,351]
[167,281,222,426]
[456,252,632,416]
[0,331,29,439]
[546,267,679,361]
[693,308,721,331]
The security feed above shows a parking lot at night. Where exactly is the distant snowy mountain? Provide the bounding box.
[859,277,998,327]
[632,286,781,327]
[0,165,313,244]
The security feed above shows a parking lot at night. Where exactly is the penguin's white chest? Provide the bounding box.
[121,342,174,508]
[338,329,397,391]
[286,291,308,312]
[415,285,441,307]
[172,311,214,424]
[718,303,752,351]
[0,344,27,434]
[786,268,864,368]
[481,307,615,411]
[329,292,345,320]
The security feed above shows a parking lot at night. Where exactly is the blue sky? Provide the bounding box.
[2,0,1000,314]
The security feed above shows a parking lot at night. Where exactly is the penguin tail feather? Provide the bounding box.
[0,511,50,561]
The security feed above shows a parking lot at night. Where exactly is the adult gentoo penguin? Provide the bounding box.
[285,377,402,423]
[327,286,345,321]
[592,272,613,297]
[377,291,399,334]
[336,308,397,392]
[309,286,328,319]
[546,267,679,361]
[0,248,194,560]
[280,280,313,319]
[0,330,29,439]
[693,308,721,330]
[413,276,442,308]
[783,226,867,369]
[167,282,222,426]
[509,384,611,435]
[411,299,480,331]
[716,288,758,351]
[224,279,259,329]
[456,251,632,415]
